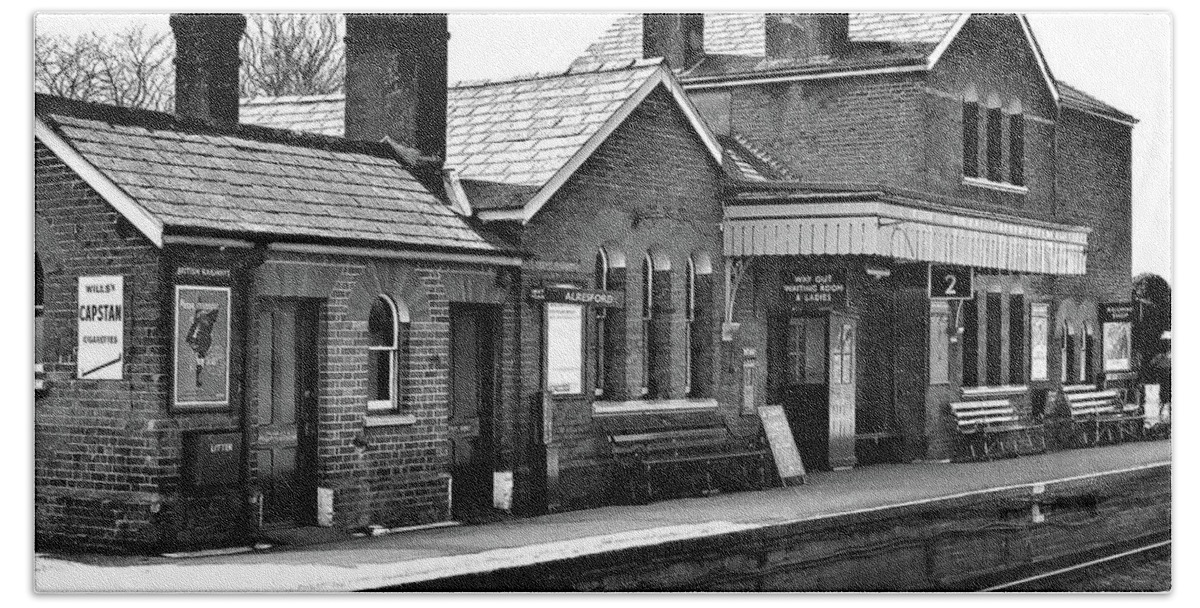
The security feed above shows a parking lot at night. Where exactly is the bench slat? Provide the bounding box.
[951,400,1012,410]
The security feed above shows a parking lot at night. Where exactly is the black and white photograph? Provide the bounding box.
[28,2,1175,594]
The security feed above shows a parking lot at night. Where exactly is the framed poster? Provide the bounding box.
[77,275,124,380]
[546,302,583,395]
[1103,321,1132,372]
[1030,303,1049,381]
[174,285,231,408]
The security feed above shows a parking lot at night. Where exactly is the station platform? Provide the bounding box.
[35,440,1171,592]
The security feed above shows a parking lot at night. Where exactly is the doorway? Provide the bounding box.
[252,299,319,527]
[448,303,499,520]
[770,311,858,470]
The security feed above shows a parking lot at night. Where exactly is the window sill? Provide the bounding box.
[592,398,718,417]
[364,413,417,428]
[962,176,1029,195]
[962,385,1028,397]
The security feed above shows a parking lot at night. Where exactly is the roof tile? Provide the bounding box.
[38,94,511,254]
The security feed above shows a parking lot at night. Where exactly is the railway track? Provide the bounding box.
[984,537,1171,592]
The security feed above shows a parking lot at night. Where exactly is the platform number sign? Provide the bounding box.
[928,264,973,300]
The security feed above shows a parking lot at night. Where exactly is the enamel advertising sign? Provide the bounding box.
[77,276,124,380]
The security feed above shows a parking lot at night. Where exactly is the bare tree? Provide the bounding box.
[240,13,344,99]
[36,14,347,111]
[35,27,175,112]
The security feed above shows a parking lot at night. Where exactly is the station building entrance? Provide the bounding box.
[768,309,859,471]
[723,190,1093,464]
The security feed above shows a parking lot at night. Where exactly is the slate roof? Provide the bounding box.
[447,60,663,188]
[571,13,963,72]
[36,94,512,254]
[720,134,796,182]
[241,94,344,137]
[240,60,671,194]
[1057,81,1137,124]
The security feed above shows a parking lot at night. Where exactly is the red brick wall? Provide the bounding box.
[923,14,1058,217]
[728,74,926,188]
[512,85,731,510]
[35,141,176,551]
[36,138,522,549]
[1054,108,1134,303]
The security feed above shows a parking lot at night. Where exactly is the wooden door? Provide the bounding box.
[774,315,829,471]
[449,304,497,517]
[253,299,319,527]
[827,312,858,469]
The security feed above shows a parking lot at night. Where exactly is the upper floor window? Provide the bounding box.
[962,98,980,179]
[985,106,1004,183]
[367,295,407,411]
[1009,112,1025,186]
[963,90,1026,191]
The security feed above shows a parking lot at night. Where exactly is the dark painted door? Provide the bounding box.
[449,304,497,518]
[253,299,318,527]
[774,315,830,471]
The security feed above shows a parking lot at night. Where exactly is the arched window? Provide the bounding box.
[640,253,653,397]
[642,251,672,399]
[35,255,45,392]
[35,255,44,364]
[684,253,714,398]
[1082,322,1095,384]
[367,295,408,411]
[684,256,695,396]
[1061,321,1076,384]
[593,249,608,397]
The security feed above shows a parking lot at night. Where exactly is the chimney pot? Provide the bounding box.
[764,13,849,63]
[642,13,705,71]
[169,13,246,126]
[344,13,449,166]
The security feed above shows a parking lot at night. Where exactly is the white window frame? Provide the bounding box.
[367,295,401,412]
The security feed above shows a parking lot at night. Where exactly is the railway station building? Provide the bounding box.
[34,12,1136,550]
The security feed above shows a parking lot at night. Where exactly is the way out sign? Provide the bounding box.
[928,264,974,300]
[77,275,124,379]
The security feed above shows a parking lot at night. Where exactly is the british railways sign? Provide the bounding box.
[77,275,124,380]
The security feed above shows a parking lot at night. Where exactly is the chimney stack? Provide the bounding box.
[344,14,449,165]
[642,13,705,71]
[764,13,849,63]
[169,13,246,126]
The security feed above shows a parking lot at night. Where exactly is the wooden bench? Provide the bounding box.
[1062,385,1143,446]
[949,398,1045,461]
[596,407,773,504]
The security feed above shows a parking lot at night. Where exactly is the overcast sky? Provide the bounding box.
[33,11,1173,280]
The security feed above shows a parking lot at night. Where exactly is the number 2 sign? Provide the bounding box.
[928,264,974,300]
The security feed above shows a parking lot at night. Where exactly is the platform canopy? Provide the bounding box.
[724,193,1090,275]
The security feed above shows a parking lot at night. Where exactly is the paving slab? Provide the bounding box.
[35,440,1170,592]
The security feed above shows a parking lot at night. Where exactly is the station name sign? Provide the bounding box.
[783,270,846,309]
[529,286,624,308]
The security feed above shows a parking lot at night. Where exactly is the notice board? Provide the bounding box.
[757,404,806,486]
